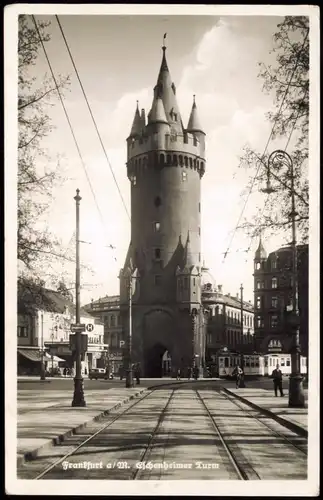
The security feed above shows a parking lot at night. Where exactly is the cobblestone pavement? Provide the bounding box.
[17,388,307,481]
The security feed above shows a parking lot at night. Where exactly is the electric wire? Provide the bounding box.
[32,15,119,266]
[222,27,309,263]
[55,14,130,221]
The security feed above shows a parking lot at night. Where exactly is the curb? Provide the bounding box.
[222,387,308,438]
[17,388,148,468]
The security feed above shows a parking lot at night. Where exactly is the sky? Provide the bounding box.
[20,13,301,304]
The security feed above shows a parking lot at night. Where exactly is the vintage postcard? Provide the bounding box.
[5,3,320,496]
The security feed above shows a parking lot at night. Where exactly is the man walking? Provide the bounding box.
[271,364,284,397]
[232,365,243,388]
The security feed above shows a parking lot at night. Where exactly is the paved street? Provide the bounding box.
[17,379,308,481]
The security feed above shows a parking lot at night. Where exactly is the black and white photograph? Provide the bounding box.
[5,4,319,496]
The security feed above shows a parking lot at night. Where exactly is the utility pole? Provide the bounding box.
[125,272,134,387]
[72,189,86,407]
[262,150,305,407]
[240,284,246,388]
[40,312,45,380]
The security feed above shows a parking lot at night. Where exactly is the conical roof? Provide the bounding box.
[151,47,183,134]
[255,236,267,260]
[187,96,205,134]
[183,231,195,269]
[129,102,142,137]
[147,96,169,125]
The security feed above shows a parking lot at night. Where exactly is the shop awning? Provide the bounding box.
[18,349,41,362]
[44,353,66,362]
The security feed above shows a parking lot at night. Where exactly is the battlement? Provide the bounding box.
[127,149,206,178]
[127,130,205,161]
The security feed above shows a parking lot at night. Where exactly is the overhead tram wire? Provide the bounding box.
[55,15,130,221]
[222,27,310,264]
[32,16,119,264]
[244,87,310,256]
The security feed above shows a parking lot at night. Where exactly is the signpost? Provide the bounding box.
[71,324,86,333]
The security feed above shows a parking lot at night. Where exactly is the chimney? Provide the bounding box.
[227,292,230,297]
[218,285,222,293]
[236,293,239,299]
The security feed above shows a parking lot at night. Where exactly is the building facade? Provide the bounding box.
[119,45,206,377]
[83,295,124,375]
[253,239,308,356]
[202,278,255,363]
[17,282,107,376]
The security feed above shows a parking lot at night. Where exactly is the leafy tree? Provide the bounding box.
[238,16,309,243]
[18,14,70,273]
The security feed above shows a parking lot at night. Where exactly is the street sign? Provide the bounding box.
[70,323,86,333]
[119,340,125,347]
[86,323,94,332]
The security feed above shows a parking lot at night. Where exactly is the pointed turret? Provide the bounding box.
[147,96,169,125]
[151,46,183,134]
[129,101,142,138]
[183,231,195,269]
[255,235,267,260]
[187,95,205,135]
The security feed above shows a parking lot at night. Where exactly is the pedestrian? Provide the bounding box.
[187,366,192,380]
[193,365,199,380]
[63,367,67,377]
[271,364,284,397]
[232,365,243,388]
[176,368,181,380]
[135,363,141,385]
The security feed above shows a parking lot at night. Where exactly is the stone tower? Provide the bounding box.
[119,45,206,377]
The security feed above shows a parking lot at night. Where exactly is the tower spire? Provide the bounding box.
[255,232,267,259]
[187,95,205,135]
[129,101,142,138]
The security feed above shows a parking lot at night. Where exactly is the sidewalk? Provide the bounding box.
[17,387,147,466]
[223,387,308,436]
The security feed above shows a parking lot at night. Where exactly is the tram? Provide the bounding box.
[216,350,307,378]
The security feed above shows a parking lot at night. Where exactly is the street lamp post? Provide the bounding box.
[261,150,305,408]
[40,312,45,380]
[50,331,55,375]
[125,272,134,388]
[72,189,86,407]
[239,284,246,388]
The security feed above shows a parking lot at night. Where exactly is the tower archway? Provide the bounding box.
[143,309,174,377]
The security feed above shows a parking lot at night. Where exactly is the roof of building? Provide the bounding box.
[255,236,267,259]
[187,96,204,134]
[148,96,169,125]
[129,103,142,137]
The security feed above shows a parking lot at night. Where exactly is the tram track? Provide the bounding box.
[32,389,175,480]
[33,389,155,480]
[196,390,259,480]
[220,390,307,456]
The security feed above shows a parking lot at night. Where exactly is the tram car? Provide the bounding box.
[263,354,307,376]
[217,351,265,378]
[216,351,307,378]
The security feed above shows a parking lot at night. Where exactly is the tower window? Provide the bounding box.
[184,277,189,290]
[154,275,162,286]
[154,222,161,232]
[182,171,187,181]
[131,175,137,186]
[255,262,261,270]
[154,196,161,207]
[155,248,161,259]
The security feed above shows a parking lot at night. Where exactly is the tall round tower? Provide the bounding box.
[120,45,206,377]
